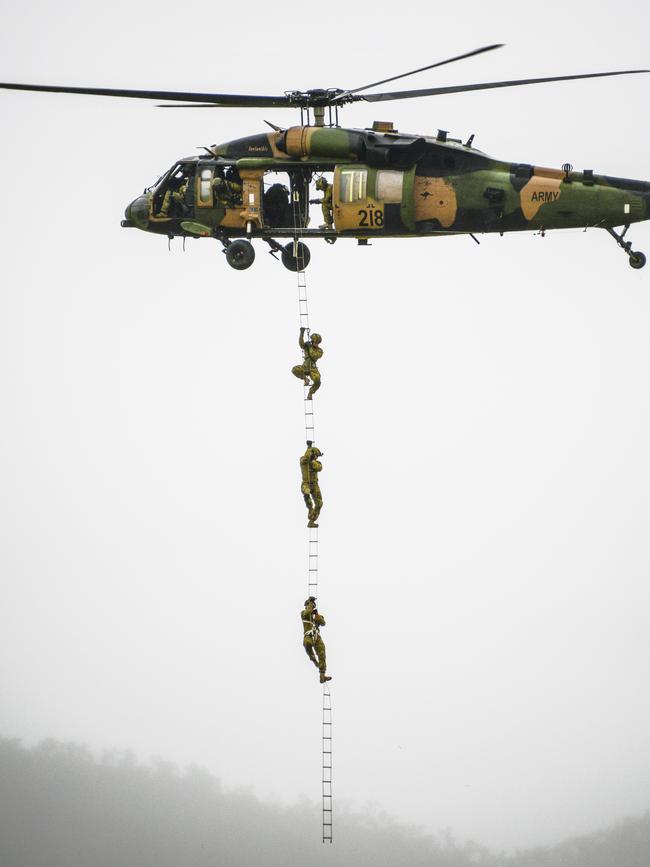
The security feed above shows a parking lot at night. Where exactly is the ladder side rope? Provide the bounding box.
[292,181,332,845]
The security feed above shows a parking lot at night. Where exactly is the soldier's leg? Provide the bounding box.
[311,483,323,522]
[307,368,321,399]
[159,190,172,217]
[315,636,327,673]
[304,640,319,668]
[321,202,332,229]
[307,495,318,527]
[292,364,310,384]
[316,637,331,682]
[302,484,314,520]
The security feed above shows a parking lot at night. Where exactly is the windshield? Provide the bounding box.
[146,163,187,194]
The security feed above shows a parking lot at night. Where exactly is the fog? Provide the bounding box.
[3,738,650,866]
[1,0,650,855]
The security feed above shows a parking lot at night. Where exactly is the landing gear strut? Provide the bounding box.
[606,226,646,269]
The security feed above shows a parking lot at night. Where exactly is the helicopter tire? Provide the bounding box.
[628,251,646,270]
[281,241,311,272]
[225,239,255,270]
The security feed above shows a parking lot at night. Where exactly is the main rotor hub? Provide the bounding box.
[284,88,345,108]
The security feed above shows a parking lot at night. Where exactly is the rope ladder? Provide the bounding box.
[291,179,332,844]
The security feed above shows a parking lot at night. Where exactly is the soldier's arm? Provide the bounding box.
[298,328,306,349]
[315,613,326,626]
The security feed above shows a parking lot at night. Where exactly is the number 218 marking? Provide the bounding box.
[358,208,384,228]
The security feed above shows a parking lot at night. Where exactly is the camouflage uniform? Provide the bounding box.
[225,167,243,205]
[300,443,323,528]
[291,329,323,399]
[301,597,331,683]
[311,177,333,229]
[212,173,230,205]
[159,181,188,217]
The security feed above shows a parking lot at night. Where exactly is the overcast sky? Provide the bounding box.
[1,0,650,853]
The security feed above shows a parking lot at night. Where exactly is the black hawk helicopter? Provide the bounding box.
[1,45,648,270]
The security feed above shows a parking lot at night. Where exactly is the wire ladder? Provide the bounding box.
[322,684,333,843]
[292,179,332,844]
[292,186,316,445]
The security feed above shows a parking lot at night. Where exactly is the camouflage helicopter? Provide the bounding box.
[2,45,649,271]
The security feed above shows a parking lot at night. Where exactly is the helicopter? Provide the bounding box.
[2,45,649,271]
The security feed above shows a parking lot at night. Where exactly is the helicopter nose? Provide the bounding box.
[122,194,150,230]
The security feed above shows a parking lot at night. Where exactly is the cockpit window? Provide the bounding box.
[151,163,196,218]
[155,163,194,191]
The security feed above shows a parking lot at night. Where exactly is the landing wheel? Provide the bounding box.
[225,239,255,270]
[281,241,311,272]
[629,251,646,270]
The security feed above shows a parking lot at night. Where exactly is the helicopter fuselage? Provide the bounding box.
[122,124,650,267]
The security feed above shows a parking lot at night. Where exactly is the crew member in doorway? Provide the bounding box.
[225,166,243,204]
[310,176,333,230]
[291,328,323,399]
[300,441,323,528]
[212,167,230,205]
[302,596,331,683]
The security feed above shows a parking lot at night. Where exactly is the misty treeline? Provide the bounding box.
[0,738,648,867]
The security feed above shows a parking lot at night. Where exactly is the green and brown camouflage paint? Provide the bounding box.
[123,124,650,240]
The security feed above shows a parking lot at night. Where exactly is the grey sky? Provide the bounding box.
[1,0,650,852]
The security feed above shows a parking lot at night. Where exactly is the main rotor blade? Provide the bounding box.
[355,68,650,103]
[343,44,504,97]
[0,82,293,107]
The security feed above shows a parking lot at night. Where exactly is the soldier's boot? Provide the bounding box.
[308,520,319,528]
[319,672,332,683]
